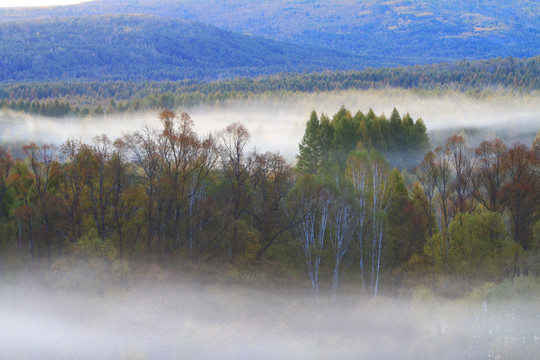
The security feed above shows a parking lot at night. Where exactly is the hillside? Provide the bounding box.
[2,55,539,110]
[0,14,365,82]
[0,0,538,68]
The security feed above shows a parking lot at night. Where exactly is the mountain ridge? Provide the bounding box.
[0,0,537,65]
[0,13,367,82]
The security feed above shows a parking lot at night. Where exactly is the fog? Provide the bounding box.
[1,271,538,360]
[2,89,539,162]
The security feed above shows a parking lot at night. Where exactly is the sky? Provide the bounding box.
[0,0,88,7]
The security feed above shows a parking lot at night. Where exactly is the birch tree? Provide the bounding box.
[347,149,393,297]
[369,151,393,297]
[290,175,332,303]
[329,180,356,304]
[347,150,369,291]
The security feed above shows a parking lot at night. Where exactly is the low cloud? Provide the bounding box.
[1,89,538,161]
[1,273,538,359]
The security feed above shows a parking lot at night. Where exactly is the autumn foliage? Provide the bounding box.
[0,110,538,299]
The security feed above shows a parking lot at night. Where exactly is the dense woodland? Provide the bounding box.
[0,108,538,301]
[1,2,538,358]
[0,14,363,83]
[1,55,539,117]
[1,0,538,66]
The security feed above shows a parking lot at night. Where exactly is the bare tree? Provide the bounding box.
[59,139,90,243]
[251,152,301,260]
[433,146,452,257]
[218,122,261,261]
[445,135,475,213]
[23,143,60,258]
[124,124,162,261]
[88,135,114,242]
[472,138,508,213]
[413,150,437,239]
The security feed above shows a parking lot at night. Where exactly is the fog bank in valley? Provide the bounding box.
[1,89,538,162]
[1,273,538,360]
[1,89,539,358]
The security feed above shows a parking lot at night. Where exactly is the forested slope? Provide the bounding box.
[0,14,363,82]
[1,0,538,67]
[2,55,539,117]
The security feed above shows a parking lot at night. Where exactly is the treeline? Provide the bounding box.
[0,110,538,299]
[1,55,538,117]
[0,98,123,118]
[0,111,298,267]
[296,107,430,170]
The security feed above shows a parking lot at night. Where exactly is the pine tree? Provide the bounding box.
[296,110,321,174]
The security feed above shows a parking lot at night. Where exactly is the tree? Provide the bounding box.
[472,138,508,213]
[251,152,299,260]
[12,162,36,259]
[388,108,404,151]
[124,124,163,261]
[328,178,356,304]
[22,143,62,259]
[296,110,320,174]
[88,135,115,242]
[289,174,332,303]
[347,148,370,291]
[386,168,425,267]
[108,139,141,259]
[332,106,357,154]
[503,143,540,252]
[448,210,512,281]
[433,146,452,255]
[347,149,393,297]
[368,151,393,297]
[414,150,438,239]
[318,113,334,173]
[445,135,475,213]
[0,147,14,218]
[218,122,261,262]
[158,110,218,254]
[59,139,91,243]
[425,209,514,289]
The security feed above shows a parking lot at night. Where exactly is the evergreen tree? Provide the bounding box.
[389,108,404,151]
[318,113,334,172]
[296,110,321,174]
[332,106,358,153]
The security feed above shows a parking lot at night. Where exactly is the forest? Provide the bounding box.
[1,55,539,117]
[1,0,538,66]
[1,1,539,358]
[0,14,364,83]
[0,107,538,301]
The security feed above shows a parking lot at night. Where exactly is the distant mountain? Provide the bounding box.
[0,0,538,67]
[0,14,367,82]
